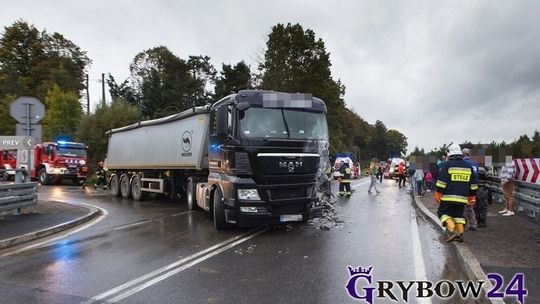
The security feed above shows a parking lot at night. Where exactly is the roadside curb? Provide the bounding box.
[0,202,102,250]
[412,195,504,304]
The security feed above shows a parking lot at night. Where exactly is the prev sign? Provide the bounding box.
[0,136,35,150]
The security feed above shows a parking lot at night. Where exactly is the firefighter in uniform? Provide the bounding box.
[325,165,332,179]
[94,161,108,190]
[338,161,352,197]
[435,144,478,242]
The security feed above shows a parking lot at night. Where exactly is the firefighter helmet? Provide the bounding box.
[98,161,104,166]
[447,144,462,156]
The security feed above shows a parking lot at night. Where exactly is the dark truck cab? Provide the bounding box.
[205,90,329,228]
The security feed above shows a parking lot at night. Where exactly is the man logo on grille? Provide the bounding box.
[279,161,303,172]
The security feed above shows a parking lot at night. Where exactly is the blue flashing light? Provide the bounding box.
[57,140,68,145]
[210,143,221,153]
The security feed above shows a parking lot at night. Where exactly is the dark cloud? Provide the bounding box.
[1,0,538,152]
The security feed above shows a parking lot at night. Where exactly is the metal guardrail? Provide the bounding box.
[0,167,37,215]
[0,182,38,215]
[484,176,539,223]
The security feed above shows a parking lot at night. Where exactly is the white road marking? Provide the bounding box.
[1,202,108,257]
[351,179,371,189]
[108,228,268,302]
[171,210,194,217]
[86,227,267,303]
[113,211,194,230]
[113,219,151,230]
[410,210,433,304]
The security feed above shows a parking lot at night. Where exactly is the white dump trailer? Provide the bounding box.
[105,90,329,229]
[105,108,211,200]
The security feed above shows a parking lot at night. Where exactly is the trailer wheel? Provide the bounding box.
[187,178,198,210]
[120,173,132,199]
[131,174,147,201]
[39,168,51,185]
[110,174,121,197]
[213,188,229,230]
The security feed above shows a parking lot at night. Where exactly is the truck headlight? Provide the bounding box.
[79,160,86,165]
[240,207,258,213]
[237,189,261,201]
[52,168,63,174]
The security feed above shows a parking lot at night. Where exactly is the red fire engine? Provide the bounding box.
[31,141,89,185]
[0,149,17,180]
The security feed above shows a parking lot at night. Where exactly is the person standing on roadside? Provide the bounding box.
[94,161,108,190]
[435,144,478,242]
[413,169,424,197]
[398,161,406,188]
[462,148,479,230]
[499,161,516,216]
[425,171,433,191]
[475,167,490,227]
[338,161,352,197]
[368,159,381,194]
[376,164,383,183]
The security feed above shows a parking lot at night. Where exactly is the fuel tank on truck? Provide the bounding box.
[105,107,211,170]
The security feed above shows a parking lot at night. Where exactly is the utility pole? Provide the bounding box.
[85,74,90,114]
[101,73,106,103]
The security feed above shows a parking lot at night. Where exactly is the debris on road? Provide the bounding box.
[306,186,346,231]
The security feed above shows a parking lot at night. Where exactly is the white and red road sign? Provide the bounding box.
[514,158,540,184]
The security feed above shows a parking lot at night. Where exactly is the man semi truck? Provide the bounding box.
[105,90,329,229]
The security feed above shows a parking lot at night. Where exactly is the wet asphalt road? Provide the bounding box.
[0,178,469,304]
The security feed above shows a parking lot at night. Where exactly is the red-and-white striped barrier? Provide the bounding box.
[514,158,540,184]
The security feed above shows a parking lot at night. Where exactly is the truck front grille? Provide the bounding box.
[268,188,306,200]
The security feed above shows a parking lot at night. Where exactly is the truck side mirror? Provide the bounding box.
[216,106,228,136]
[236,102,250,111]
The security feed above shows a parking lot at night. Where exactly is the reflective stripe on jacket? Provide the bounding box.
[436,159,478,204]
[340,167,352,181]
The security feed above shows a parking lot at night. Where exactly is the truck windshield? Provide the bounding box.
[239,108,328,140]
[57,147,87,158]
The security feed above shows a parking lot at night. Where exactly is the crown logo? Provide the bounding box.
[348,266,373,276]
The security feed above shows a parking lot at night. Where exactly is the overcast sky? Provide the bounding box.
[1,0,539,153]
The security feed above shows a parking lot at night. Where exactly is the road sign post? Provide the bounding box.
[10,97,45,183]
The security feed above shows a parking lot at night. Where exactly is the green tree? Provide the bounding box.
[0,20,90,102]
[341,108,371,161]
[532,130,540,157]
[512,135,533,158]
[77,98,141,166]
[370,120,388,159]
[259,23,346,155]
[0,95,16,135]
[410,146,426,156]
[128,46,215,119]
[106,74,139,106]
[187,55,217,104]
[42,84,82,141]
[386,129,408,157]
[214,61,253,99]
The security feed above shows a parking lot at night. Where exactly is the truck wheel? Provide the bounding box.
[187,178,198,210]
[131,174,147,201]
[213,188,229,230]
[120,174,132,199]
[110,174,121,197]
[39,168,51,185]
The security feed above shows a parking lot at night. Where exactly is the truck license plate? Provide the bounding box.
[280,214,303,222]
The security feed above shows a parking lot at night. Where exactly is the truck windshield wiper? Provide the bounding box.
[280,109,290,139]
